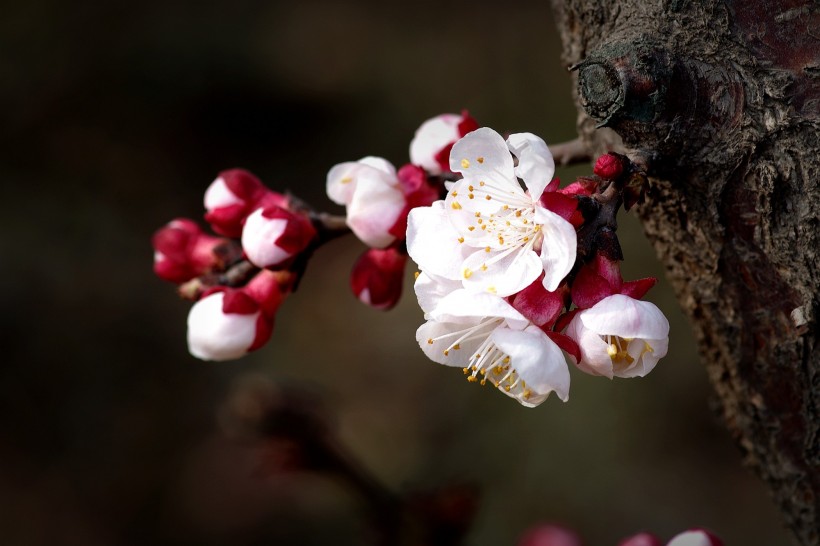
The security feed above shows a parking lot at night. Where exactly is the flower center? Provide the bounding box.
[605,336,655,372]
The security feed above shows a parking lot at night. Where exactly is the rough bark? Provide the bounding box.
[550,1,820,544]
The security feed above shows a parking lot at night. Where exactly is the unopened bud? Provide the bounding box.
[204,169,287,237]
[410,111,478,175]
[618,533,662,546]
[241,206,316,269]
[593,153,624,180]
[152,218,225,283]
[350,247,408,310]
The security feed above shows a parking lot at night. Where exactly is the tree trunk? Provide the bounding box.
[550,1,820,544]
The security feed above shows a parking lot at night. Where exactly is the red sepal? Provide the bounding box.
[545,331,581,364]
[456,110,479,136]
[389,164,439,240]
[259,206,317,257]
[540,192,584,227]
[510,277,565,328]
[553,309,581,333]
[559,177,597,197]
[621,277,657,300]
[221,289,259,315]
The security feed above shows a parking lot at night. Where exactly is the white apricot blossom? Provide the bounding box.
[326,157,405,248]
[407,127,576,297]
[409,112,476,175]
[565,294,669,379]
[415,284,570,407]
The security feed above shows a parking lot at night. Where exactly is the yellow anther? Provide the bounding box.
[498,236,504,244]
[485,195,492,200]
[451,201,462,210]
[468,185,474,191]
[522,219,528,224]
[485,246,491,252]
[452,191,458,197]
[427,338,434,344]
[467,376,478,383]
[457,237,465,243]
[523,236,529,242]
[462,367,469,374]
[477,219,483,224]
[481,225,487,230]
[487,286,497,294]
[480,379,487,386]
[505,386,511,392]
[477,157,485,163]
[503,356,510,364]
[469,194,474,199]
[503,205,509,210]
[506,221,511,226]
[494,365,503,374]
[443,350,449,356]
[414,271,420,279]
[463,268,473,279]
[479,181,485,186]
[481,264,488,271]
[461,159,470,169]
[643,341,654,353]
[468,226,475,231]
[453,344,461,350]
[607,344,618,357]
[340,176,353,184]
[515,210,522,217]
[523,390,532,400]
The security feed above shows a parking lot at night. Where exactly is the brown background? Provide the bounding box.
[0,0,791,544]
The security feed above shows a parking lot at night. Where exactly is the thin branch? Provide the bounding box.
[550,137,592,166]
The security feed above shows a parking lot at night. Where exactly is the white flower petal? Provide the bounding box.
[416,319,485,368]
[449,127,514,178]
[358,156,397,178]
[667,531,716,546]
[187,293,258,361]
[506,132,555,201]
[535,207,577,291]
[407,202,470,279]
[460,246,542,297]
[492,325,570,404]
[414,271,462,315]
[580,294,670,340]
[430,289,529,330]
[565,314,616,378]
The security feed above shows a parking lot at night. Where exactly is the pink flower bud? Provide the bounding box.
[152,218,225,283]
[593,153,624,180]
[666,530,722,546]
[204,169,288,237]
[350,247,408,310]
[409,111,479,175]
[186,270,293,361]
[618,532,663,546]
[241,206,317,269]
[387,163,441,240]
[517,524,584,546]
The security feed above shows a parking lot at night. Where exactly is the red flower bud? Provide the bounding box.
[593,153,624,180]
[350,247,408,310]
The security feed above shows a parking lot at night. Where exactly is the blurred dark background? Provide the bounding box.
[0,1,792,544]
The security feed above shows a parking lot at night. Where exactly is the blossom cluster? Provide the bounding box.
[153,169,317,360]
[404,126,669,407]
[152,111,669,409]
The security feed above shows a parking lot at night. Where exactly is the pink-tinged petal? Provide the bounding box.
[619,336,668,378]
[416,320,484,368]
[414,272,462,315]
[410,114,463,175]
[350,247,407,310]
[407,202,469,279]
[539,192,583,227]
[545,331,581,364]
[204,177,244,209]
[460,246,542,297]
[666,530,722,546]
[430,289,529,330]
[617,532,662,546]
[506,132,555,201]
[346,175,405,249]
[517,524,584,546]
[621,277,658,299]
[565,313,615,378]
[187,292,260,361]
[359,156,397,177]
[511,277,566,328]
[491,325,570,404]
[580,294,669,340]
[535,208,577,291]
[326,161,363,205]
[241,209,290,268]
[449,127,514,178]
